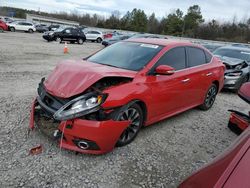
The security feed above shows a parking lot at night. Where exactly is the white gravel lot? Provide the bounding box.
[0,32,249,188]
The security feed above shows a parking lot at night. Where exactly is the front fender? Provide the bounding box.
[101,82,152,110]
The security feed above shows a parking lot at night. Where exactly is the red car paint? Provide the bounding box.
[0,20,8,31]
[103,33,113,39]
[44,60,136,98]
[58,119,130,154]
[178,126,250,188]
[228,82,250,134]
[30,38,225,154]
[238,82,250,103]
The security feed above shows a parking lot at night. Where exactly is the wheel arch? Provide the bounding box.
[134,100,148,124]
[111,99,148,125]
[212,80,219,93]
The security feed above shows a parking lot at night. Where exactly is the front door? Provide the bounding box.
[145,47,191,119]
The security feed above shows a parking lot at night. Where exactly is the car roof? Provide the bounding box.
[217,45,250,52]
[126,38,194,47]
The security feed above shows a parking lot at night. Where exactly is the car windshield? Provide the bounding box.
[88,42,163,71]
[214,48,250,62]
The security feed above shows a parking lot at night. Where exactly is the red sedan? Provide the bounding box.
[0,20,8,31]
[30,38,225,154]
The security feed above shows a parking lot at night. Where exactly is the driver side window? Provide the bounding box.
[155,47,186,71]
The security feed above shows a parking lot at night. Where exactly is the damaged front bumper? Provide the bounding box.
[224,70,248,90]
[29,98,130,154]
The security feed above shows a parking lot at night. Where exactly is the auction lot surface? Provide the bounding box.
[0,32,249,188]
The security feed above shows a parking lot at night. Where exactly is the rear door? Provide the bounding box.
[185,46,213,105]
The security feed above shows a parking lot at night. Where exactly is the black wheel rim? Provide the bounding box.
[205,86,217,108]
[118,108,141,143]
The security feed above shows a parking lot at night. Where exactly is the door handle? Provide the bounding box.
[182,78,190,83]
[206,72,213,76]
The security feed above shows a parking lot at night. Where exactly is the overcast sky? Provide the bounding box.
[2,0,250,22]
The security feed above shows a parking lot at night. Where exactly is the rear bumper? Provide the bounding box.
[29,99,130,154]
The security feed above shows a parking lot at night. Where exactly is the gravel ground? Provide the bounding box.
[0,32,249,188]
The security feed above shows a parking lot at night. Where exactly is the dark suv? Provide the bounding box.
[43,27,86,44]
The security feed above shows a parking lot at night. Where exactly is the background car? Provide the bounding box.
[85,30,103,43]
[43,27,86,44]
[48,24,60,31]
[201,43,224,52]
[130,33,161,39]
[0,16,14,23]
[7,21,36,33]
[30,38,224,154]
[214,46,250,91]
[35,24,49,33]
[102,35,131,47]
[0,20,8,32]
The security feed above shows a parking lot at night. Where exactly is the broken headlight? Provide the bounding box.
[235,62,248,70]
[53,93,107,121]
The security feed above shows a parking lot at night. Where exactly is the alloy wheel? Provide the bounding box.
[117,105,143,146]
[205,85,217,108]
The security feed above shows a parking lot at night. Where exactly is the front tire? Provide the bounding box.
[116,103,144,147]
[55,37,60,42]
[10,27,15,32]
[199,83,218,110]
[78,38,84,45]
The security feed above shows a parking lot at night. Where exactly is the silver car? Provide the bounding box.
[214,46,250,91]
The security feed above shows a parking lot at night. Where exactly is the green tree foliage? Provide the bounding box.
[183,5,204,37]
[163,9,183,36]
[130,8,148,32]
[148,13,159,34]
[105,11,121,29]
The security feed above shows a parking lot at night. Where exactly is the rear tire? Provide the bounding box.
[116,103,144,147]
[199,83,218,110]
[96,37,102,43]
[0,27,3,32]
[28,29,33,33]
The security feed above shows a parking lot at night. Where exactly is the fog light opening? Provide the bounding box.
[77,141,89,150]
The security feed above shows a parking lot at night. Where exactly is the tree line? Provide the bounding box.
[1,5,250,42]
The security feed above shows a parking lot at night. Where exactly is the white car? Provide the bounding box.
[85,30,103,43]
[7,21,36,33]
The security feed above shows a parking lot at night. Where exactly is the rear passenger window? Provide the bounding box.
[187,47,206,67]
[156,47,186,71]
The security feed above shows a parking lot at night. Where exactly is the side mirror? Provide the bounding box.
[155,65,175,75]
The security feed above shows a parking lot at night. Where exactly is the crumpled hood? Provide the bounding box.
[44,60,136,98]
[216,55,245,66]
